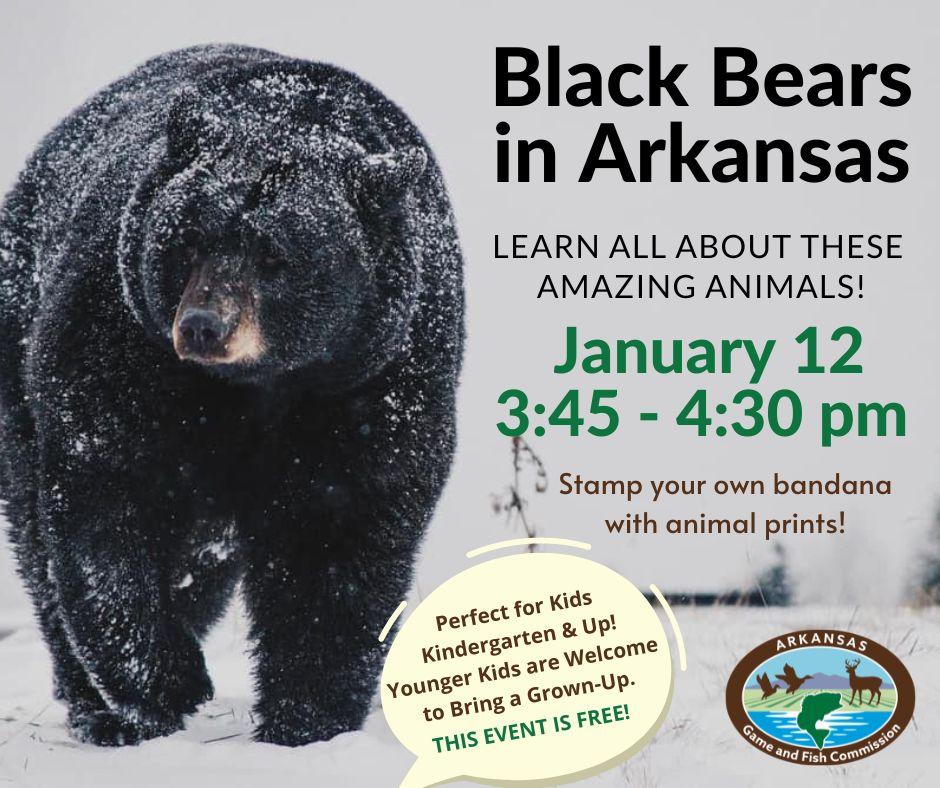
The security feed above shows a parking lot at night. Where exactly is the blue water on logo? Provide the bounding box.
[747,710,892,748]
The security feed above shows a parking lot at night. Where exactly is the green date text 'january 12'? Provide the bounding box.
[495,326,905,447]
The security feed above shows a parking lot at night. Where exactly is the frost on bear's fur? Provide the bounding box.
[0,44,463,746]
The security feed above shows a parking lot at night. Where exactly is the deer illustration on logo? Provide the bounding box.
[845,658,883,705]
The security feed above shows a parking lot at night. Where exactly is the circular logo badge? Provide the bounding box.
[725,630,914,765]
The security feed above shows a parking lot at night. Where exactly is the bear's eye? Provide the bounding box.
[249,235,284,275]
[255,248,284,274]
[180,228,203,258]
[258,251,282,274]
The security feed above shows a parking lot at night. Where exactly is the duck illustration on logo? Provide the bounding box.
[755,672,779,700]
[776,663,812,694]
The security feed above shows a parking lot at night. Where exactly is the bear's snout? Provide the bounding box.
[177,308,226,358]
[172,261,265,366]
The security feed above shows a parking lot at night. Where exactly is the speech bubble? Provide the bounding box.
[380,550,674,786]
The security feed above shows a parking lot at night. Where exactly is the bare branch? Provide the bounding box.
[491,437,548,551]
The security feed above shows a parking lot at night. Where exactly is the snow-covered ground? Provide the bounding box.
[0,569,935,787]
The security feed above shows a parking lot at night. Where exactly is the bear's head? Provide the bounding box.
[119,77,428,387]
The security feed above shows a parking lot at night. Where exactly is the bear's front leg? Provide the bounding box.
[29,279,218,745]
[242,493,422,746]
[42,470,213,745]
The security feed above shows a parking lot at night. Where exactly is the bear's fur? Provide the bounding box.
[0,44,463,746]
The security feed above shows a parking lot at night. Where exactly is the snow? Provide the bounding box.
[0,576,411,788]
[0,536,935,786]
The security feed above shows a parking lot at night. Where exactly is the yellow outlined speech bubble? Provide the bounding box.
[380,543,681,786]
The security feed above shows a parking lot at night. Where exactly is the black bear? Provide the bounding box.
[0,44,463,746]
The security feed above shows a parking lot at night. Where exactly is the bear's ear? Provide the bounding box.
[166,87,213,162]
[348,147,428,206]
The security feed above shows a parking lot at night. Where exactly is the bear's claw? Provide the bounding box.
[69,710,183,747]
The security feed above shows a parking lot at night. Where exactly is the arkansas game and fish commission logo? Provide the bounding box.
[725,630,914,765]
